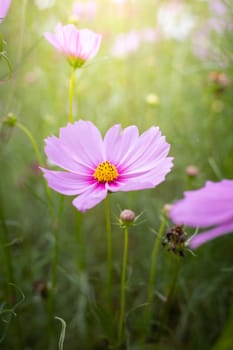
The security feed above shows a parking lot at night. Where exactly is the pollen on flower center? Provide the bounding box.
[93,161,119,183]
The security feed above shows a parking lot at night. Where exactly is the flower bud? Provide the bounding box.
[3,112,17,127]
[120,209,136,223]
[163,203,173,216]
[185,165,199,177]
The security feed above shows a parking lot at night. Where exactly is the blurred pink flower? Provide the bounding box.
[156,0,195,41]
[41,120,173,212]
[110,31,141,58]
[0,0,11,21]
[72,1,97,21]
[44,23,102,68]
[141,28,161,43]
[209,0,227,15]
[169,180,233,249]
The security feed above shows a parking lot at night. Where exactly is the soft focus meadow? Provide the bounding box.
[1,0,233,349]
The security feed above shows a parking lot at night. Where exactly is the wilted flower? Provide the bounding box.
[41,120,173,212]
[169,180,233,249]
[44,23,102,68]
[162,224,187,256]
[208,71,230,93]
[0,0,11,21]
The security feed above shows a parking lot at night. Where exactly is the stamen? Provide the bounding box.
[93,161,119,183]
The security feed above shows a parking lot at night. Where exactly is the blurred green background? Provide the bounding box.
[0,0,233,349]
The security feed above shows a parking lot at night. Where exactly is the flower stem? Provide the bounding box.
[75,210,85,271]
[0,190,22,349]
[46,217,59,348]
[69,67,76,123]
[118,226,129,344]
[15,121,60,347]
[105,196,112,307]
[145,212,167,325]
[15,122,52,209]
[157,255,180,337]
[16,122,43,166]
[17,0,27,64]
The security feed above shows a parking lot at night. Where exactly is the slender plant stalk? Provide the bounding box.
[105,196,112,307]
[118,226,129,344]
[0,191,22,349]
[145,212,167,325]
[17,0,28,64]
[75,210,85,271]
[16,122,43,166]
[15,122,61,348]
[69,67,76,123]
[158,255,180,337]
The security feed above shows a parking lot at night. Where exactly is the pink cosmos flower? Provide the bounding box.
[41,120,173,212]
[169,180,233,249]
[110,31,141,58]
[72,1,97,22]
[0,0,11,21]
[44,23,102,68]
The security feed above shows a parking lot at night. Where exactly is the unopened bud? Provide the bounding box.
[163,203,173,216]
[120,209,136,223]
[185,165,199,177]
[3,112,17,127]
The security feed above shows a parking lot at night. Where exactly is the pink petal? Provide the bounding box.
[0,0,11,20]
[170,180,233,227]
[104,124,139,163]
[45,135,93,174]
[58,121,104,167]
[118,126,170,170]
[189,219,233,249]
[41,168,92,195]
[72,185,108,212]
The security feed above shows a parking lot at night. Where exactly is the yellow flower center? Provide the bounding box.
[93,161,119,183]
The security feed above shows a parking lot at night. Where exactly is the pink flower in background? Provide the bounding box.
[0,0,11,21]
[41,120,173,212]
[169,180,233,249]
[72,1,97,21]
[44,23,102,68]
[156,0,195,41]
[141,28,161,44]
[110,31,141,58]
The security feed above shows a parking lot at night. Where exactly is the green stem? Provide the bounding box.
[15,121,60,347]
[17,0,28,64]
[0,191,22,349]
[16,122,43,166]
[46,217,59,348]
[69,67,76,123]
[105,196,112,307]
[75,210,85,271]
[145,212,167,324]
[158,255,180,337]
[15,122,52,210]
[118,226,129,344]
